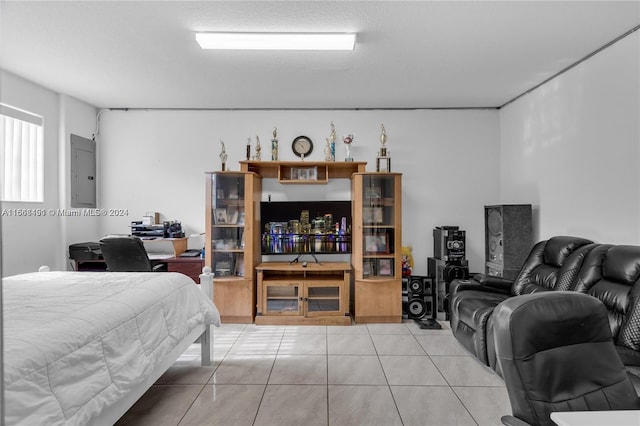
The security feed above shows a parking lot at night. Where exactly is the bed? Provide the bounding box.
[3,269,220,426]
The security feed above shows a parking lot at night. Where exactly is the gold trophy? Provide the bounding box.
[376,124,391,172]
[271,127,278,161]
[219,139,228,171]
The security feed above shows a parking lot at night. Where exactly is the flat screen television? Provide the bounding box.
[260,200,352,255]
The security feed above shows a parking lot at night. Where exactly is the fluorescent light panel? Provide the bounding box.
[195,32,356,51]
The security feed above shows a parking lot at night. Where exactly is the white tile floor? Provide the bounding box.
[115,321,512,426]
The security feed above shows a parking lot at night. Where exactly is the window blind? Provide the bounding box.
[0,104,44,202]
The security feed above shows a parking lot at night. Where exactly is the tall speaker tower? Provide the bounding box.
[484,204,532,280]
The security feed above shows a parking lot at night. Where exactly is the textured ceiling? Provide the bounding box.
[0,1,638,109]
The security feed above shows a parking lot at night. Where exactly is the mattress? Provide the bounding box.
[3,271,220,425]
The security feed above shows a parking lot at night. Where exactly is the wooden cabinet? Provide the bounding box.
[165,257,204,284]
[351,173,403,323]
[205,171,261,323]
[255,262,351,325]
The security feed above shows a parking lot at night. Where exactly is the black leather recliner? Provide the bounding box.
[449,236,595,365]
[493,292,640,426]
[99,236,165,272]
[570,244,640,367]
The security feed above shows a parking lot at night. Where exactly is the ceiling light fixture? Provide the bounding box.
[195,32,356,51]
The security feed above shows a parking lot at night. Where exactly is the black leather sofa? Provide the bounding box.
[449,236,595,366]
[450,236,640,378]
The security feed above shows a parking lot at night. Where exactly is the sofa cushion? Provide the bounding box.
[456,291,510,329]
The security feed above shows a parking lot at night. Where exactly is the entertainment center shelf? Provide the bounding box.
[240,160,366,182]
[255,262,351,325]
[205,163,402,325]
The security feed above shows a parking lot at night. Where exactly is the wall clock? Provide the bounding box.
[292,136,313,158]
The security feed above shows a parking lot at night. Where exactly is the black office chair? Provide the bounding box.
[99,236,165,272]
[493,292,640,426]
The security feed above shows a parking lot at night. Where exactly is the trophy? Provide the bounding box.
[255,135,262,161]
[342,133,354,162]
[329,121,336,161]
[219,139,228,171]
[376,124,391,172]
[271,127,278,161]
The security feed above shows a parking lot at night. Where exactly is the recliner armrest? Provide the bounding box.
[500,415,532,426]
[474,274,513,294]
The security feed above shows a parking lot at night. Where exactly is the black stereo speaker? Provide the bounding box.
[428,257,469,314]
[402,276,436,320]
[484,204,532,280]
[433,226,466,263]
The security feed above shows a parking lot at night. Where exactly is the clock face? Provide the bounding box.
[292,136,313,158]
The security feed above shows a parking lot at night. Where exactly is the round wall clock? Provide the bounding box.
[292,136,313,158]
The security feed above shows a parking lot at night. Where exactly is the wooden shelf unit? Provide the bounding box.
[255,262,351,325]
[205,171,261,323]
[240,160,366,183]
[352,172,403,323]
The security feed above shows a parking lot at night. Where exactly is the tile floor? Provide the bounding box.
[116,321,511,426]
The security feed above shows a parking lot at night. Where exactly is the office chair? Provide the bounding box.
[99,236,165,272]
[493,292,640,426]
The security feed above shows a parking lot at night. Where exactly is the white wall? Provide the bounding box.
[0,71,97,276]
[98,109,500,274]
[59,95,99,268]
[0,71,61,276]
[499,31,640,244]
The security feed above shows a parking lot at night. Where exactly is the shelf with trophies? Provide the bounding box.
[205,164,261,323]
[351,170,403,323]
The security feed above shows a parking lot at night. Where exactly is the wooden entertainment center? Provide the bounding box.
[205,161,402,325]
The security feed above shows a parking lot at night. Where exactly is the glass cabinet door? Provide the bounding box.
[264,282,301,315]
[361,174,397,279]
[211,173,246,278]
[306,282,341,315]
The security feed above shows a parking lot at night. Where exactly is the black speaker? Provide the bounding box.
[408,275,426,294]
[443,262,469,282]
[407,296,428,319]
[428,258,469,315]
[433,226,466,263]
[484,204,532,280]
[402,276,436,319]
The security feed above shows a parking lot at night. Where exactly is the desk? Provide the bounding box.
[140,237,188,256]
[74,256,204,283]
[551,410,640,426]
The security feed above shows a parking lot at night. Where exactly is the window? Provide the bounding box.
[0,104,44,202]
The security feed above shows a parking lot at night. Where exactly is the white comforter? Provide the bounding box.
[3,271,220,425]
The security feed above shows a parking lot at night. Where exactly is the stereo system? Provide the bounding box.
[484,204,532,280]
[402,275,436,320]
[433,226,466,262]
[429,225,470,317]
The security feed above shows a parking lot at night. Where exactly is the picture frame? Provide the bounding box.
[234,254,245,276]
[378,258,393,276]
[365,186,382,199]
[363,207,383,224]
[292,166,318,181]
[214,208,227,224]
[364,233,389,254]
[228,188,239,199]
[227,207,239,224]
[363,260,375,277]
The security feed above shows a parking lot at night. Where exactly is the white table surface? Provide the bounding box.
[550,410,640,426]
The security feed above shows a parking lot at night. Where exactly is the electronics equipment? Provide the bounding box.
[433,226,466,263]
[130,221,165,238]
[484,204,532,280]
[69,242,102,261]
[402,275,436,320]
[428,257,469,316]
[164,221,185,238]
